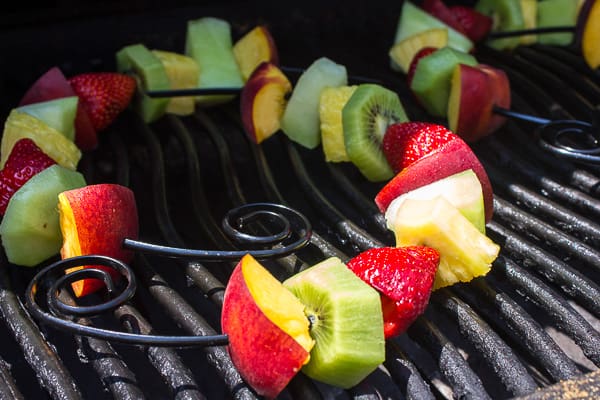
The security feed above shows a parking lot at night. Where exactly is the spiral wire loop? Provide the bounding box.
[25,202,312,347]
[536,120,600,165]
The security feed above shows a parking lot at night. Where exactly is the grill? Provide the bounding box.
[1,1,600,399]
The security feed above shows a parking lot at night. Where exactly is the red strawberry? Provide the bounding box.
[421,0,467,35]
[347,246,440,338]
[0,138,56,215]
[450,6,493,43]
[68,72,136,132]
[407,46,437,87]
[382,122,457,173]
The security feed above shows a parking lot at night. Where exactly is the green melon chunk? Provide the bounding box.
[410,47,478,117]
[0,165,86,267]
[185,17,244,106]
[476,0,525,50]
[17,97,78,141]
[116,43,170,123]
[280,57,348,149]
[536,0,578,46]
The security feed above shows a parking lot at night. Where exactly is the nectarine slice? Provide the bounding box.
[233,25,279,81]
[221,254,313,399]
[581,0,600,69]
[58,184,139,297]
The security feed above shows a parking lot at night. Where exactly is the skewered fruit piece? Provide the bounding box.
[17,97,78,142]
[387,196,500,290]
[233,25,279,81]
[116,44,170,123]
[280,57,347,149]
[578,0,600,69]
[283,257,385,389]
[410,46,478,117]
[475,0,525,50]
[519,0,538,44]
[375,123,494,223]
[536,0,580,45]
[58,184,139,297]
[347,246,439,339]
[342,84,408,182]
[319,85,357,162]
[0,165,85,267]
[221,254,314,399]
[68,72,136,131]
[421,0,468,36]
[1,110,81,170]
[389,28,448,74]
[385,169,486,234]
[151,50,199,116]
[19,67,97,150]
[240,62,292,144]
[391,1,473,70]
[185,17,244,105]
[0,139,56,216]
[447,63,511,143]
[450,5,494,43]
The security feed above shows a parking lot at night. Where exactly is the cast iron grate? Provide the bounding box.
[1,3,600,399]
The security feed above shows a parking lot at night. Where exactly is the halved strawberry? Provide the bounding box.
[450,6,493,43]
[406,46,437,87]
[0,138,56,215]
[347,246,440,338]
[68,72,136,132]
[382,121,457,173]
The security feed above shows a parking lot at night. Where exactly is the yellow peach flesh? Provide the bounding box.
[242,255,315,355]
[58,192,86,295]
[234,26,277,81]
[252,81,290,142]
[583,1,600,69]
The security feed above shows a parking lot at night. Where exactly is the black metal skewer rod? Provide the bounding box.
[493,106,552,125]
[487,26,575,39]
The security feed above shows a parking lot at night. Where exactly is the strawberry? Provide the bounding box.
[68,72,136,132]
[347,246,440,338]
[406,46,437,87]
[450,6,493,43]
[382,122,457,173]
[0,138,56,215]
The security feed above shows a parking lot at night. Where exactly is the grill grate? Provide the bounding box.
[1,2,600,399]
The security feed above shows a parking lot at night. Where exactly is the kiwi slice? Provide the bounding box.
[342,84,408,182]
[0,165,86,267]
[116,43,170,123]
[283,257,385,389]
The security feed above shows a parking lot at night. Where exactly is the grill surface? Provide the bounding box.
[1,1,600,399]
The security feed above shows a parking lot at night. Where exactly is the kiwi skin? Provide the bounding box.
[342,84,408,182]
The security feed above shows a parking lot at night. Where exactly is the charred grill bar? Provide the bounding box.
[1,1,600,399]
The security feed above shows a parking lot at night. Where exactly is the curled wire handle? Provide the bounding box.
[25,255,229,347]
[537,120,600,165]
[123,202,312,260]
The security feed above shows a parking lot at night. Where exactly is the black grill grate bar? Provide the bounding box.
[384,342,436,400]
[113,304,205,400]
[491,255,600,366]
[0,356,24,400]
[55,290,145,400]
[452,280,580,382]
[482,138,600,220]
[0,260,82,400]
[407,317,492,400]
[432,289,539,396]
[492,196,600,274]
[488,221,600,321]
[483,161,600,247]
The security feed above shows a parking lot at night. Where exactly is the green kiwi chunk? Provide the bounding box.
[342,84,408,182]
[116,43,170,123]
[283,257,385,389]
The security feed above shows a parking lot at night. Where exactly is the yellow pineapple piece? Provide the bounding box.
[389,28,449,74]
[1,110,81,170]
[152,50,200,116]
[388,196,500,290]
[319,85,357,162]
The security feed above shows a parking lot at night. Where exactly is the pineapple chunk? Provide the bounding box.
[152,50,200,116]
[388,196,499,289]
[389,28,449,73]
[319,85,357,162]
